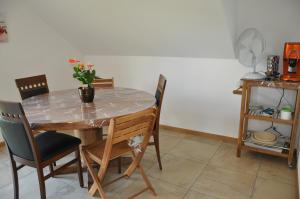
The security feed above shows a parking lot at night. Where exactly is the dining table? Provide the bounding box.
[22,87,156,177]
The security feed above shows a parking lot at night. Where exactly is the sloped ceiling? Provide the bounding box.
[26,0,236,58]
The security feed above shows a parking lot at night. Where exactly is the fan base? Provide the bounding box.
[241,72,265,80]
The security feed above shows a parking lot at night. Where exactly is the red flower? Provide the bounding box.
[68,58,80,64]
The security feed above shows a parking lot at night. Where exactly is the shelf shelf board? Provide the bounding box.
[245,80,300,90]
[245,114,293,125]
[243,132,290,150]
[242,144,288,158]
[233,87,242,95]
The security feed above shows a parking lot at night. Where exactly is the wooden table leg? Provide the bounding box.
[74,128,103,146]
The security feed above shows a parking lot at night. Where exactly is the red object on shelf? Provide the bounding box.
[281,42,300,81]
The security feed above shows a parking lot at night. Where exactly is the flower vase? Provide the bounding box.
[78,86,95,103]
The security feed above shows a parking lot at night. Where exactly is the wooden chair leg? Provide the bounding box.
[49,164,54,177]
[117,157,122,173]
[82,151,107,198]
[37,168,46,199]
[9,157,19,199]
[76,148,84,187]
[153,133,162,170]
[138,164,156,196]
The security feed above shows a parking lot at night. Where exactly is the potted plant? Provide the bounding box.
[69,58,96,103]
[280,105,293,120]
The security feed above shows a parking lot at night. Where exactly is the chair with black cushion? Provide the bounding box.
[15,74,57,168]
[149,74,167,170]
[0,100,83,199]
[15,74,49,100]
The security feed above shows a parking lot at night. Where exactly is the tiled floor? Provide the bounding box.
[0,129,298,199]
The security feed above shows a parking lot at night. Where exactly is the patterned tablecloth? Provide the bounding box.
[22,87,156,130]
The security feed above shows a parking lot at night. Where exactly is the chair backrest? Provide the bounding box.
[111,108,156,145]
[92,78,114,88]
[15,74,49,100]
[154,74,167,130]
[0,101,36,161]
[102,107,156,176]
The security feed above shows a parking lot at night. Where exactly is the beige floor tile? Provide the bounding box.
[169,136,221,163]
[148,133,182,154]
[103,171,187,199]
[0,160,34,188]
[142,150,161,171]
[136,178,188,199]
[191,166,256,199]
[184,190,219,199]
[159,128,186,139]
[258,156,297,185]
[252,177,297,199]
[0,147,9,162]
[0,131,298,199]
[183,134,222,145]
[103,172,143,198]
[148,154,205,188]
[0,162,12,188]
[0,171,81,199]
[209,143,261,175]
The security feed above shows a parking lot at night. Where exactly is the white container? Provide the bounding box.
[280,110,292,120]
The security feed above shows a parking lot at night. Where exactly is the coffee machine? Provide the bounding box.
[281,42,300,81]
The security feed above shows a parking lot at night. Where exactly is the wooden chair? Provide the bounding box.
[0,100,83,199]
[149,74,167,170]
[92,78,114,88]
[15,74,49,100]
[82,108,157,199]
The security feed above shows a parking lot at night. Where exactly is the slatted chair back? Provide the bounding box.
[15,74,49,100]
[92,78,114,88]
[112,108,156,144]
[102,107,157,175]
[0,101,38,161]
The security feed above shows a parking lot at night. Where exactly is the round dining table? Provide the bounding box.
[22,87,156,145]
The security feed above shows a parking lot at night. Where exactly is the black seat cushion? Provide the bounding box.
[35,131,81,161]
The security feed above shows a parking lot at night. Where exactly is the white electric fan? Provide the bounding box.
[235,28,266,80]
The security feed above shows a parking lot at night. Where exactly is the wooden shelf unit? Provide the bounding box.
[236,80,300,167]
[233,87,242,95]
[245,114,294,125]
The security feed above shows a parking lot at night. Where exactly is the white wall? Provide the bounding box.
[237,0,300,60]
[86,55,248,137]
[26,0,235,58]
[222,0,237,45]
[0,0,81,101]
[85,0,300,139]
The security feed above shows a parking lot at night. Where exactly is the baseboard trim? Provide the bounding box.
[0,141,5,148]
[0,126,237,147]
[160,124,237,143]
